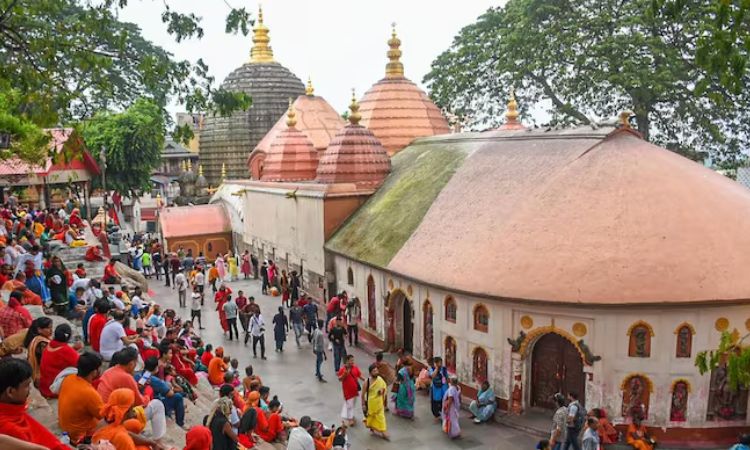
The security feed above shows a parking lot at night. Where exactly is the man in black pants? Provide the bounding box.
[247,310,266,359]
[223,295,239,341]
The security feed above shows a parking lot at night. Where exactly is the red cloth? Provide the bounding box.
[39,340,80,398]
[327,297,339,314]
[0,304,31,337]
[88,313,107,352]
[104,263,119,280]
[184,425,212,450]
[200,350,213,367]
[255,409,283,443]
[337,365,362,400]
[0,402,68,450]
[172,353,198,386]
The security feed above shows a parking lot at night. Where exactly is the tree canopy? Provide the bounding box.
[81,98,164,197]
[0,0,252,165]
[424,0,750,166]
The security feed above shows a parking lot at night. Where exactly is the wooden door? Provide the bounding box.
[403,299,413,354]
[531,333,585,409]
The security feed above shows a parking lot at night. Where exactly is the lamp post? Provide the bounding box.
[99,147,108,211]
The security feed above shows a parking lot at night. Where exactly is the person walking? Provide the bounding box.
[429,356,449,419]
[564,392,585,450]
[175,268,188,308]
[194,267,205,306]
[272,307,288,352]
[362,363,389,441]
[442,375,462,439]
[163,254,170,287]
[549,393,568,450]
[247,310,266,359]
[346,299,360,347]
[223,295,239,341]
[241,250,251,280]
[329,316,348,373]
[302,299,318,342]
[260,261,269,294]
[190,286,204,330]
[251,253,259,280]
[337,354,363,427]
[582,418,600,450]
[289,302,304,348]
[311,320,326,382]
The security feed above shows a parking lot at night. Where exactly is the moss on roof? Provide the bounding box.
[326,139,473,267]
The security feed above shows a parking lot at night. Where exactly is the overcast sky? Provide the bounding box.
[119,0,501,116]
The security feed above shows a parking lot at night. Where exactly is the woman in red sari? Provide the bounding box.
[170,344,198,386]
[214,285,231,334]
[39,324,80,398]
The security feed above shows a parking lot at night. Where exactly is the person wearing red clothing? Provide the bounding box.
[102,258,120,284]
[0,358,68,450]
[214,285,232,334]
[87,299,110,352]
[337,354,363,427]
[200,344,214,368]
[39,324,81,398]
[255,398,294,444]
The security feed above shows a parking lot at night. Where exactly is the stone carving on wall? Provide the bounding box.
[472,347,488,382]
[423,301,433,360]
[445,336,457,372]
[627,321,653,357]
[675,325,693,358]
[707,365,749,421]
[507,330,527,352]
[670,380,689,422]
[621,374,651,418]
[578,339,601,365]
[510,352,524,414]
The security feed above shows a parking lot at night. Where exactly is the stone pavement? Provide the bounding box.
[148,274,538,450]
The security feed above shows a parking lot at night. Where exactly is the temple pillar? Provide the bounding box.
[510,352,524,414]
[83,181,91,222]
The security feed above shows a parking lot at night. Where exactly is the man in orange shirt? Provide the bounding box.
[58,352,104,444]
[208,353,229,386]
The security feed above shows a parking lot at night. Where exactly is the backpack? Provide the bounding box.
[571,401,586,430]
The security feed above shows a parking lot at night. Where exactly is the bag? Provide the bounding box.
[356,379,362,392]
[362,378,370,416]
[572,402,587,430]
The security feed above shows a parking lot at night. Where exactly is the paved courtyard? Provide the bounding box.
[147,274,538,450]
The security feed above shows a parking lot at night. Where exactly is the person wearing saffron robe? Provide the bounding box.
[4,273,43,305]
[58,352,104,444]
[200,343,214,367]
[626,413,656,450]
[442,375,462,439]
[93,388,159,450]
[215,284,231,334]
[88,298,110,352]
[362,363,389,440]
[468,380,496,424]
[103,258,121,284]
[255,397,295,444]
[209,355,230,386]
[591,408,618,445]
[171,344,198,386]
[184,425,212,450]
[393,359,416,419]
[208,264,219,293]
[0,358,68,450]
[39,324,81,398]
[23,316,53,386]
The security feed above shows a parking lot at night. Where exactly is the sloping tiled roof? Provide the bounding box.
[162,140,193,157]
[328,126,750,305]
[0,128,100,177]
[159,204,231,238]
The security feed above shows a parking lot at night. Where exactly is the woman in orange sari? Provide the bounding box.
[93,388,159,450]
[626,414,656,450]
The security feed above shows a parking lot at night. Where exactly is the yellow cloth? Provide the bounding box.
[365,376,387,432]
[58,375,104,443]
[626,424,654,450]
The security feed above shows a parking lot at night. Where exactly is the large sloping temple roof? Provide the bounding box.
[326,127,750,305]
[160,204,231,239]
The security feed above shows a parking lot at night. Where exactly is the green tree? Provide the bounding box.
[696,330,750,391]
[424,0,750,165]
[81,98,164,197]
[0,0,252,161]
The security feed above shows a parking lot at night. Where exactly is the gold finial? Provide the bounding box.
[198,164,204,177]
[250,5,274,63]
[221,163,227,180]
[385,23,404,78]
[619,111,633,129]
[305,77,314,96]
[181,160,187,172]
[505,88,519,123]
[286,98,297,128]
[186,159,193,172]
[348,89,361,126]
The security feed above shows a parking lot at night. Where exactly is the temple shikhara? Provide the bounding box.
[156,8,750,447]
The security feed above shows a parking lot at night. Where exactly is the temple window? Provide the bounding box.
[423,300,434,360]
[627,321,654,357]
[444,296,457,323]
[472,347,489,382]
[621,374,653,419]
[347,267,354,285]
[473,304,489,333]
[674,323,694,358]
[445,335,457,373]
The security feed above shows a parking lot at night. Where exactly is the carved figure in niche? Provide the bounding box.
[676,326,692,358]
[670,381,688,422]
[386,306,395,351]
[578,339,601,365]
[473,348,488,382]
[634,328,647,356]
[423,303,434,360]
[445,337,457,372]
[707,365,748,421]
[622,376,650,418]
[628,325,651,357]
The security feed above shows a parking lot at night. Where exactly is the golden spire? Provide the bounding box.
[186,158,193,172]
[306,77,314,96]
[348,89,361,126]
[505,88,519,124]
[181,160,187,172]
[198,164,204,177]
[286,98,297,128]
[385,23,404,78]
[250,5,274,63]
[221,163,227,181]
[619,111,633,129]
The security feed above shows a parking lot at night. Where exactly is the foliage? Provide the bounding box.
[0,86,49,163]
[424,0,750,165]
[81,98,164,197]
[696,330,750,391]
[0,0,253,163]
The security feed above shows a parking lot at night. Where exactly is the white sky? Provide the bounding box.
[119,0,502,116]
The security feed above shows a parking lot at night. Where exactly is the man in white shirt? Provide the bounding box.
[193,269,205,305]
[99,310,138,361]
[130,287,145,316]
[247,310,266,359]
[581,417,600,450]
[174,269,188,308]
[286,416,314,450]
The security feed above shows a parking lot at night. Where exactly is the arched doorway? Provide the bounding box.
[531,333,585,409]
[387,290,413,354]
[367,276,376,329]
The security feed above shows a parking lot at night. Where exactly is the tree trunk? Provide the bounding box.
[635,111,650,141]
